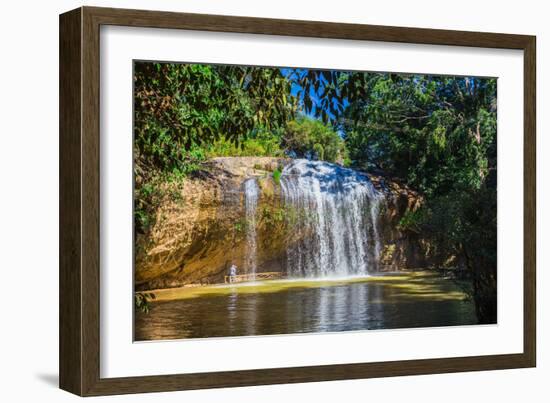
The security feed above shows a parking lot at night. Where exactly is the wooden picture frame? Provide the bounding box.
[59,6,536,396]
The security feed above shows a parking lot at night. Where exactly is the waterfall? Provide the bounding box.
[280,159,383,278]
[243,178,260,280]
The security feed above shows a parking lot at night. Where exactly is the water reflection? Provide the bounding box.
[135,273,478,341]
[227,288,238,334]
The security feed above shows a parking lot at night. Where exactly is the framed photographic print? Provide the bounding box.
[59,6,536,396]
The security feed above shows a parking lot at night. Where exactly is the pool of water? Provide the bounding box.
[134,271,477,341]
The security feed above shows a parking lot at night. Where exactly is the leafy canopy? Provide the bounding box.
[134,62,295,174]
[294,69,497,322]
[283,117,348,164]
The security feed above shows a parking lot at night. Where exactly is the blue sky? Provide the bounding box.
[280,67,348,136]
[280,67,338,120]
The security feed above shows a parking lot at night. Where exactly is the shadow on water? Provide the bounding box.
[135,271,478,341]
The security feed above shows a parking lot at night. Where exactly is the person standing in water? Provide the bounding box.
[229,264,237,283]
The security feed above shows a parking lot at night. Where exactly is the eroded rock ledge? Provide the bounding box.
[135,157,427,291]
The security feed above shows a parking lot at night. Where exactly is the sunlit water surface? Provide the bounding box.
[134,271,476,341]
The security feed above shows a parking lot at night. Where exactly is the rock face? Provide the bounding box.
[135,157,428,290]
[371,176,428,269]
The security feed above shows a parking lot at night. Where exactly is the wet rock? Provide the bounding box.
[135,157,428,290]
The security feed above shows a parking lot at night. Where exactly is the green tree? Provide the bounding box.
[283,117,347,164]
[296,70,497,323]
[350,74,497,323]
[349,75,496,197]
[133,63,296,235]
[134,62,295,175]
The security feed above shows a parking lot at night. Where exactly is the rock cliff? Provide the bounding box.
[135,157,428,290]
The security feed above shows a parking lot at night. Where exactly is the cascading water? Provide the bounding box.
[243,178,260,280]
[280,159,383,278]
[239,160,383,280]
